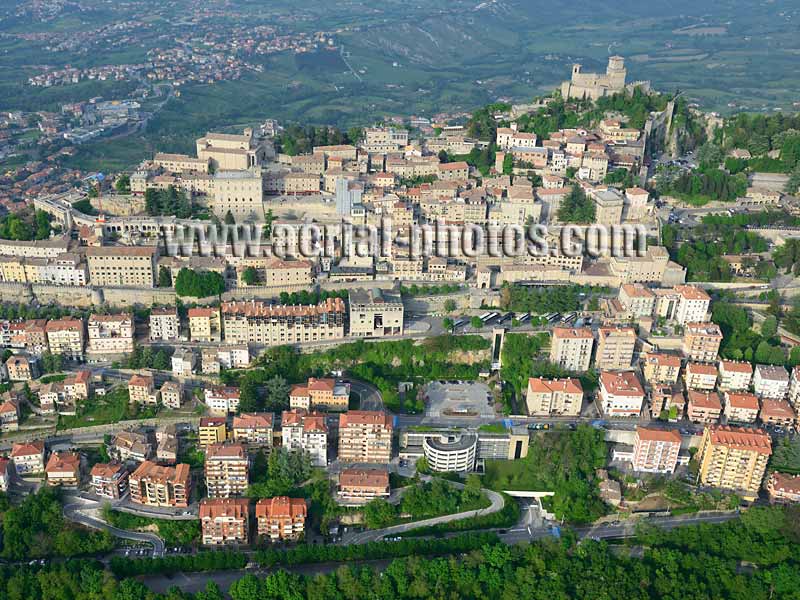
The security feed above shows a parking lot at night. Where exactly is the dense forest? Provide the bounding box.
[8,506,799,600]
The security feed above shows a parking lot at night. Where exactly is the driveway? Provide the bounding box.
[63,497,165,554]
[343,478,505,545]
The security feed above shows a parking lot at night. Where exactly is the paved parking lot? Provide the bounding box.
[423,380,494,419]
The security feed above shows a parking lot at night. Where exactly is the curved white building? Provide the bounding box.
[423,434,477,473]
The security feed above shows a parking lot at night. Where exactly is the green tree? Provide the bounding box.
[557,184,595,223]
[442,317,454,331]
[114,174,131,193]
[470,316,483,329]
[224,210,236,225]
[241,267,259,286]
[157,266,172,288]
[263,375,290,412]
[174,269,225,297]
[761,316,778,339]
[363,498,397,529]
[502,152,514,175]
[443,299,457,312]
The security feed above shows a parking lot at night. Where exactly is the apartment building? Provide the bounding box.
[256,496,307,541]
[6,354,37,381]
[281,409,328,467]
[595,327,636,370]
[171,348,195,377]
[160,381,183,410]
[199,417,228,446]
[788,369,800,409]
[759,399,796,428]
[348,288,404,338]
[0,398,19,432]
[211,170,264,220]
[200,498,250,546]
[337,468,391,503]
[149,308,180,341]
[90,462,129,499]
[338,410,393,464]
[10,440,45,474]
[45,451,82,487]
[718,360,753,392]
[697,425,771,501]
[724,392,759,424]
[618,283,656,317]
[44,318,85,360]
[525,377,583,417]
[232,413,274,448]
[87,313,134,355]
[364,127,409,152]
[766,472,800,503]
[86,246,157,287]
[0,458,11,493]
[63,369,90,402]
[221,298,346,346]
[753,365,790,399]
[205,443,249,498]
[684,362,718,391]
[438,161,470,181]
[264,258,314,288]
[127,374,155,406]
[682,322,723,362]
[686,390,722,424]
[188,307,222,343]
[599,370,645,417]
[289,377,350,412]
[111,430,153,462]
[129,460,191,507]
[632,427,682,474]
[642,352,681,385]
[673,285,711,324]
[204,386,241,415]
[550,327,594,372]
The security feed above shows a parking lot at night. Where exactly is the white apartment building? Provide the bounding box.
[149,308,180,341]
[684,362,718,391]
[525,377,583,417]
[718,360,753,392]
[281,409,328,467]
[618,284,656,317]
[550,327,594,372]
[724,392,760,424]
[204,387,241,415]
[753,364,790,399]
[673,285,711,324]
[599,370,645,418]
[87,313,134,356]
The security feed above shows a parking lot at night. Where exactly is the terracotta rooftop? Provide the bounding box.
[233,413,273,429]
[206,443,247,460]
[130,460,190,484]
[720,360,753,374]
[687,362,718,376]
[552,327,594,340]
[600,371,644,397]
[760,399,796,420]
[11,440,44,457]
[621,283,655,298]
[221,298,345,318]
[45,451,81,473]
[636,427,681,444]
[200,417,227,428]
[339,468,390,489]
[726,392,759,410]
[90,461,126,479]
[707,425,772,455]
[255,496,307,519]
[44,318,83,332]
[674,285,711,301]
[339,410,393,429]
[199,497,249,519]
[644,352,681,368]
[769,472,800,495]
[188,307,218,318]
[687,390,722,410]
[527,377,583,395]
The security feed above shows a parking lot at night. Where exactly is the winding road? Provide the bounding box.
[63,498,165,554]
[343,478,505,545]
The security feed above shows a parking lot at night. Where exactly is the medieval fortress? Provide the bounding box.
[560,56,651,100]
